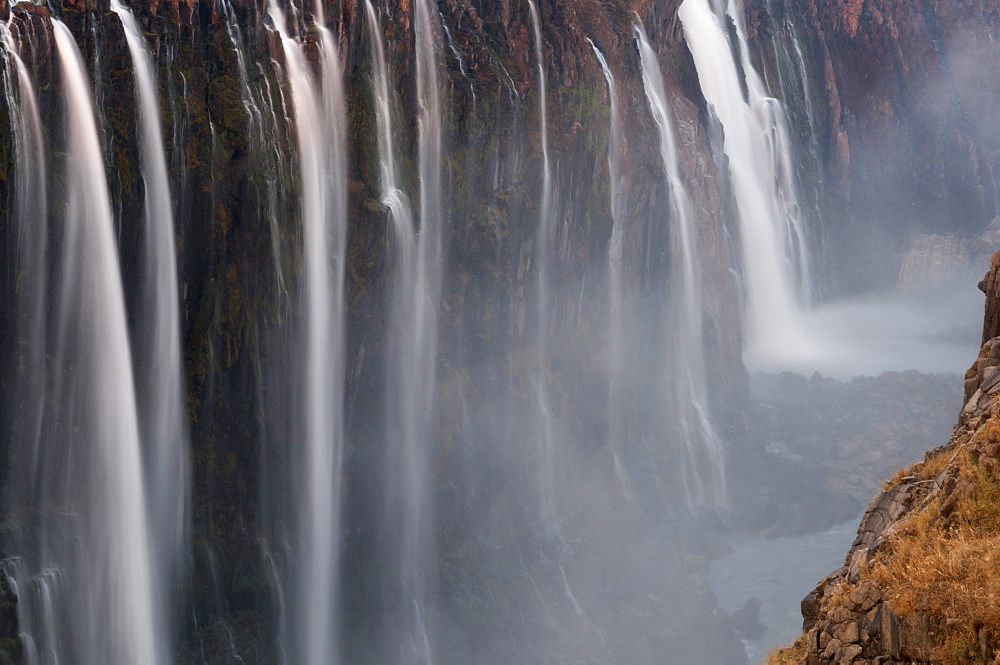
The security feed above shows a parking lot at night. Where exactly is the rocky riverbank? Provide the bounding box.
[772,252,1000,665]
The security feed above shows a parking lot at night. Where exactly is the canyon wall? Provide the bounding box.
[748,0,1000,294]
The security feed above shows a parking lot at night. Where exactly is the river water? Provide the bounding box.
[709,516,862,663]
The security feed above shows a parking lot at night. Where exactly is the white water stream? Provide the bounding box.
[366,1,441,660]
[109,6,189,659]
[590,41,634,501]
[269,2,348,662]
[679,0,812,367]
[635,22,728,510]
[0,19,47,490]
[528,0,559,533]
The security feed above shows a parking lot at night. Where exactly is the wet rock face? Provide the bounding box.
[747,0,1000,293]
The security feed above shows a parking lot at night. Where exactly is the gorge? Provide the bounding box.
[0,0,996,663]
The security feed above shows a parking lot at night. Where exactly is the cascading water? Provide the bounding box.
[679,0,812,366]
[0,20,47,490]
[757,0,822,169]
[527,0,558,532]
[589,40,633,500]
[0,21,48,664]
[403,0,445,657]
[634,21,728,511]
[13,20,163,664]
[365,0,415,266]
[269,2,347,663]
[365,1,438,660]
[109,4,190,657]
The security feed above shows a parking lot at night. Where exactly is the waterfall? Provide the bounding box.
[679,0,812,366]
[0,20,47,489]
[528,0,558,532]
[589,40,632,500]
[21,20,162,663]
[365,0,415,257]
[269,2,347,663]
[406,1,444,658]
[634,22,728,510]
[365,1,438,660]
[1,21,47,664]
[109,5,189,658]
[757,1,825,247]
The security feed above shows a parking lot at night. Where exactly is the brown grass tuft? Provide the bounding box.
[765,633,808,665]
[881,445,954,491]
[868,451,1000,664]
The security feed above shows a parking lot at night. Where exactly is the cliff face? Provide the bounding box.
[747,0,1000,294]
[775,252,1000,665]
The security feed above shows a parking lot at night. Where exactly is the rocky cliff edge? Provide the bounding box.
[772,250,1000,665]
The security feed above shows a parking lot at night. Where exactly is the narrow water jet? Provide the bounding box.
[634,21,728,510]
[0,20,47,489]
[365,2,436,661]
[589,40,633,502]
[109,5,190,658]
[402,0,445,655]
[1,22,49,663]
[528,0,558,532]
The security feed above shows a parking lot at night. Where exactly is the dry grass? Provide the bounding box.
[765,633,808,665]
[821,577,853,613]
[881,445,955,491]
[868,451,1000,664]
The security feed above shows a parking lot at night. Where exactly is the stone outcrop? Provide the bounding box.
[980,250,1000,344]
[778,252,1000,664]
